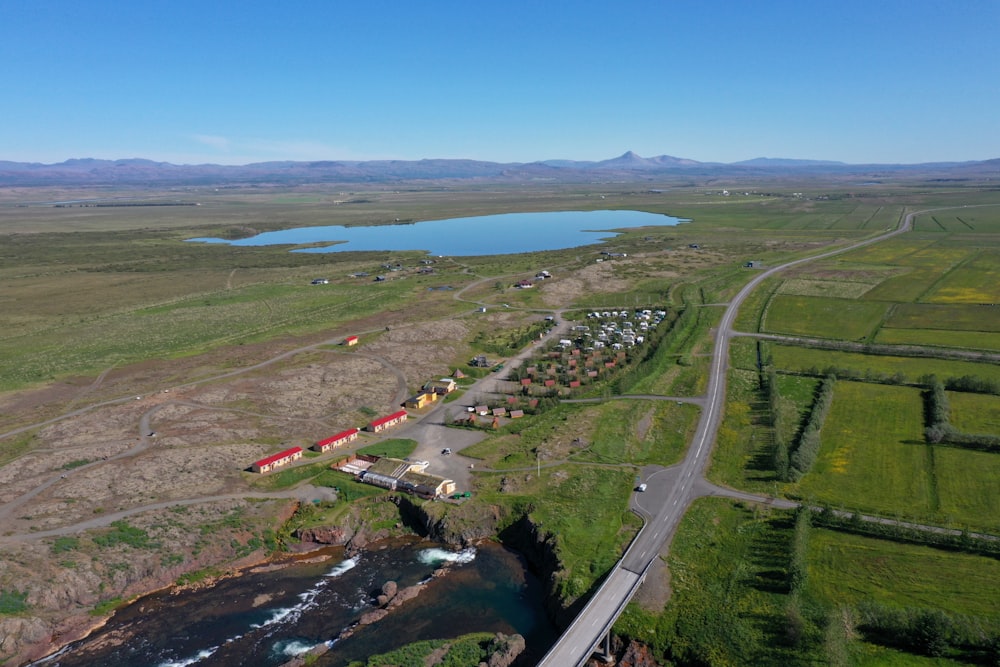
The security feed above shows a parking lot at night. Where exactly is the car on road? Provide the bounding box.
[441,448,452,455]
[636,483,647,492]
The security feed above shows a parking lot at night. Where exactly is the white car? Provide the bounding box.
[637,483,647,492]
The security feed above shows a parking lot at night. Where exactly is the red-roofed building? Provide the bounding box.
[367,410,408,433]
[344,335,359,346]
[569,380,581,388]
[251,446,303,474]
[313,428,360,453]
[544,379,556,387]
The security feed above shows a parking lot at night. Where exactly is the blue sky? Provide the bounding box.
[2,0,998,165]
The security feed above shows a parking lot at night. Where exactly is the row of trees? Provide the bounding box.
[809,505,1000,559]
[785,508,1000,661]
[778,376,836,482]
[925,378,1000,452]
[856,600,1000,661]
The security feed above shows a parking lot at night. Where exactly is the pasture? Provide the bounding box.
[884,302,1000,331]
[766,344,1000,384]
[875,327,1000,351]
[947,391,1000,433]
[807,529,1000,619]
[797,381,999,530]
[922,250,1000,304]
[762,295,888,341]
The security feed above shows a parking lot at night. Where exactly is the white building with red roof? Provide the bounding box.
[250,446,303,474]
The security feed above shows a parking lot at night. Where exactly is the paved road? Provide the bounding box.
[538,209,923,667]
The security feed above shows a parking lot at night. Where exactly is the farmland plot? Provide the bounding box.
[762,295,887,340]
[807,529,1000,619]
[923,251,1000,304]
[874,327,1000,351]
[769,344,1000,384]
[798,381,1000,530]
[948,391,1000,433]
[883,302,1000,332]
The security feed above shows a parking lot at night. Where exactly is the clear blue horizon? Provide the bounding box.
[2,0,998,166]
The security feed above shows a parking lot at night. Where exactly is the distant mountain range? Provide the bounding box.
[1,152,998,186]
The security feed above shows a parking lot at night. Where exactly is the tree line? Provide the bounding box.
[925,377,1000,453]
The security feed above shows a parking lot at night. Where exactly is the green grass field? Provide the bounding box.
[766,343,1000,383]
[947,392,1000,433]
[807,528,1000,619]
[796,381,999,530]
[885,302,1000,332]
[571,399,696,466]
[708,369,779,492]
[923,251,1000,304]
[763,295,889,341]
[874,327,1000,351]
[616,498,977,666]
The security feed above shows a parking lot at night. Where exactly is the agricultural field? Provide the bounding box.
[807,528,1000,619]
[763,344,1000,384]
[883,302,1000,332]
[947,391,1000,433]
[616,498,981,666]
[708,369,779,492]
[922,250,1000,304]
[874,327,1000,351]
[796,381,1000,531]
[762,295,889,340]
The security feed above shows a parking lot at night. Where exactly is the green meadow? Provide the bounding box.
[765,344,1000,383]
[807,528,1000,619]
[763,295,888,340]
[797,381,1000,530]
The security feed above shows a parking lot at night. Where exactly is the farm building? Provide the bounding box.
[424,377,458,394]
[250,446,303,474]
[404,391,438,410]
[367,410,408,433]
[313,428,360,453]
[344,335,359,346]
[353,456,456,498]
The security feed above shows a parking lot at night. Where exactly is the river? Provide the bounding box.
[37,537,557,667]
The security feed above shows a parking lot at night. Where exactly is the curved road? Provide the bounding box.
[538,208,928,666]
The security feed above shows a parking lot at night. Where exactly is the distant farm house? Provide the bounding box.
[343,335,359,346]
[250,446,303,473]
[367,410,408,433]
[313,428,360,453]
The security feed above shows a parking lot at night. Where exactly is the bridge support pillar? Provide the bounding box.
[592,630,615,664]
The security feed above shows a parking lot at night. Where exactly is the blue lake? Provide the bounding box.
[189,209,685,256]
